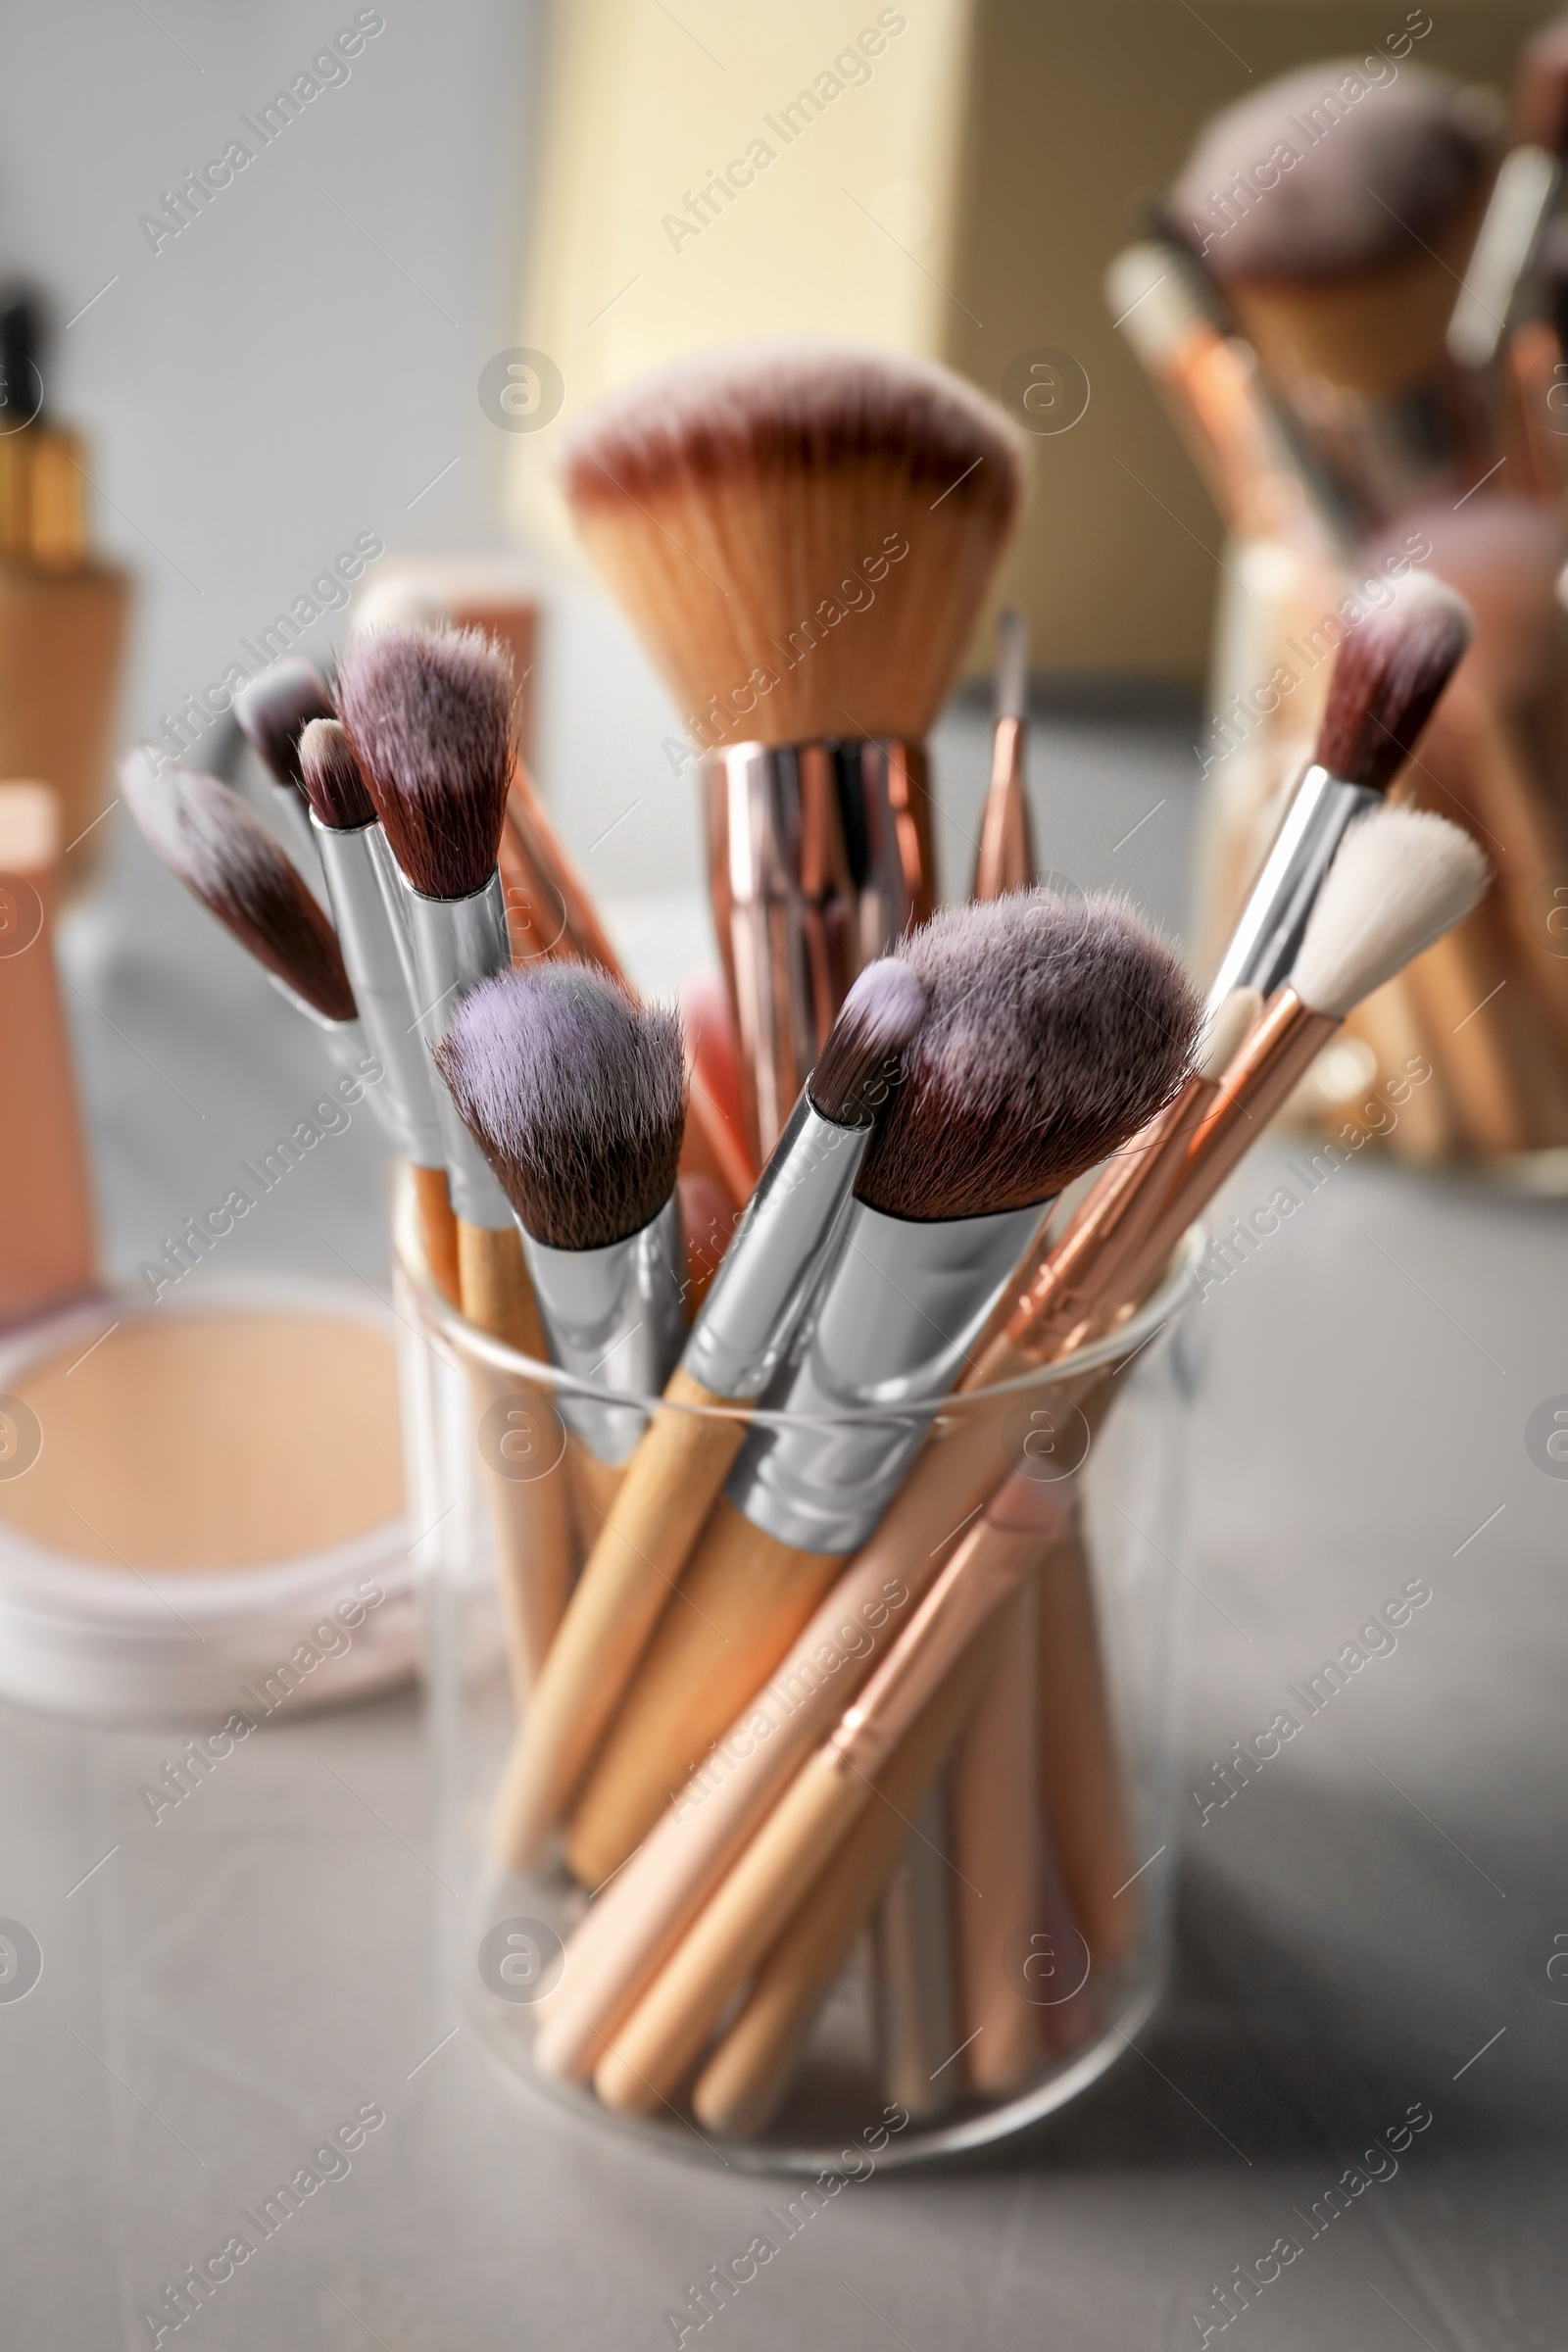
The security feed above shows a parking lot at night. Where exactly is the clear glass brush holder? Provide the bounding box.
[394,1172,1201,2174]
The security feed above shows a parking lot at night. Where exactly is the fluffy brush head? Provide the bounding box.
[561,340,1027,745]
[234,660,334,795]
[1514,17,1568,153]
[857,889,1200,1221]
[1314,575,1473,790]
[807,956,928,1128]
[434,963,686,1250]
[120,750,356,1022]
[334,625,514,900]
[297,718,377,831]
[1172,63,1495,283]
[1291,805,1490,1018]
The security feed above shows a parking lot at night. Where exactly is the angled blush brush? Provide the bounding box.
[563,888,1200,1888]
[563,340,1027,1159]
[297,718,460,1305]
[233,657,335,873]
[119,750,388,1103]
[487,955,928,1869]
[971,606,1035,901]
[334,624,543,1354]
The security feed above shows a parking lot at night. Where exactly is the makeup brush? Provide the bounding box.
[434,962,688,1519]
[296,718,460,1305]
[1448,16,1568,371]
[487,954,928,1870]
[233,658,335,872]
[563,339,1027,1158]
[592,1445,1056,2117]
[1204,574,1473,1015]
[564,888,1200,1887]
[334,624,542,1353]
[971,606,1035,901]
[120,751,373,1070]
[534,812,1488,2087]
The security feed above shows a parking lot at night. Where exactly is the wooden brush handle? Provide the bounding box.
[456,1220,547,1357]
[949,1577,1045,2096]
[1035,1508,1139,1971]
[874,1788,959,2127]
[691,1631,997,2140]
[410,1162,462,1308]
[564,1435,625,1552]
[467,1362,577,1702]
[488,1369,748,1869]
[564,1496,844,1888]
[593,1747,867,2114]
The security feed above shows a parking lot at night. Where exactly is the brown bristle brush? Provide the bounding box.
[334,623,544,1353]
[120,750,357,1033]
[1172,62,1499,513]
[488,953,930,1871]
[435,963,688,1538]
[561,339,1029,1158]
[296,717,462,1309]
[564,885,1200,1888]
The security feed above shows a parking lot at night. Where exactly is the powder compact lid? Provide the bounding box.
[0,1273,417,1724]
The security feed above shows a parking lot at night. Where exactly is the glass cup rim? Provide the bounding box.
[394,1176,1203,1429]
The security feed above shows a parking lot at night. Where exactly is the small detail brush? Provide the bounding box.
[487,954,928,1869]
[971,605,1034,901]
[234,658,335,873]
[297,718,461,1308]
[564,888,1200,1887]
[335,624,543,1353]
[1204,574,1473,1015]
[1448,17,1568,370]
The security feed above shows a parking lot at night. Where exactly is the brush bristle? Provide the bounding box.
[234,660,334,794]
[561,340,1027,745]
[1313,575,1473,790]
[1195,985,1263,1082]
[434,964,686,1250]
[1514,19,1568,152]
[1172,63,1495,283]
[334,625,514,899]
[857,889,1200,1221]
[1291,805,1490,1018]
[298,719,377,831]
[120,751,356,1022]
[807,957,928,1128]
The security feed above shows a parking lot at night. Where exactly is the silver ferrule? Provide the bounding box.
[521,1194,686,1465]
[702,736,931,1161]
[270,780,324,882]
[262,978,394,1128]
[368,827,421,1007]
[725,1196,1047,1556]
[1204,762,1378,1017]
[311,815,445,1168]
[1447,144,1558,372]
[403,868,514,1228]
[682,1091,870,1400]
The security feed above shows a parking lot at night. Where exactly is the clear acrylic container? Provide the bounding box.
[395,1173,1200,2173]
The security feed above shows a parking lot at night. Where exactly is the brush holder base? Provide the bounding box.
[396,1175,1200,2173]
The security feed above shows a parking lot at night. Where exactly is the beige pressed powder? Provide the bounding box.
[0,1308,403,1569]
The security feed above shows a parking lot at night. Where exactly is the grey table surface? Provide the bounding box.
[4,694,1566,2352]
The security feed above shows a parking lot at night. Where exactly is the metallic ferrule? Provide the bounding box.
[725,1197,1048,1556]
[262,979,393,1128]
[403,868,514,1229]
[1204,762,1377,1016]
[701,737,933,1162]
[521,1194,686,1464]
[681,1091,870,1401]
[311,815,445,1168]
[270,780,323,881]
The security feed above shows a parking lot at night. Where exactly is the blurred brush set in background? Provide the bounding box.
[0,3,1563,2180]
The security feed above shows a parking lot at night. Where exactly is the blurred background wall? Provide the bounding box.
[0,0,1553,909]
